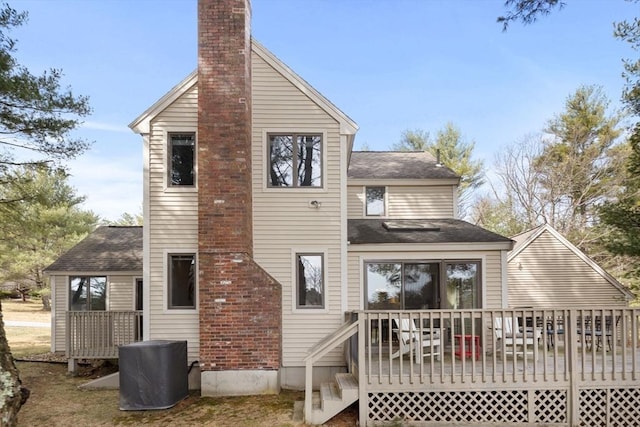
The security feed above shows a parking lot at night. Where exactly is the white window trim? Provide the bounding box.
[163,249,198,313]
[262,129,329,192]
[291,248,329,313]
[164,129,198,193]
[363,185,388,218]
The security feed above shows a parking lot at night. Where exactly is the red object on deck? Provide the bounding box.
[454,334,481,360]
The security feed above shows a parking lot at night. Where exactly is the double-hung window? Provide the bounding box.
[168,254,195,309]
[69,276,107,311]
[296,253,324,309]
[169,133,195,186]
[268,134,322,187]
[365,186,385,216]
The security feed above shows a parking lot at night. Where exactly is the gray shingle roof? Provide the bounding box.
[348,151,460,180]
[44,226,142,272]
[348,219,513,245]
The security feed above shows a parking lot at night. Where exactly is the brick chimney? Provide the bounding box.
[198,0,281,395]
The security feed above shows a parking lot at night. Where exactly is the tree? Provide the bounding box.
[470,185,530,237]
[111,210,143,226]
[394,123,485,216]
[0,3,93,422]
[598,7,640,276]
[497,0,565,30]
[0,302,29,426]
[393,129,431,152]
[475,86,627,253]
[474,134,548,232]
[0,4,91,199]
[536,85,624,241]
[0,165,98,297]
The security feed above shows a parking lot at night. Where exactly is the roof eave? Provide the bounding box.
[347,241,514,252]
[129,70,198,134]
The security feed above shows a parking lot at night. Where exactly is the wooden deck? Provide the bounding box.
[66,310,142,361]
[305,307,640,426]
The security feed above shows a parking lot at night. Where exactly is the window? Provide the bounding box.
[69,276,106,311]
[365,261,480,309]
[366,186,385,216]
[169,133,195,186]
[169,254,195,309]
[296,253,324,308]
[268,134,322,187]
[445,262,479,309]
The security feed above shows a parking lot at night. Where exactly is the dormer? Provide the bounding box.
[347,151,461,220]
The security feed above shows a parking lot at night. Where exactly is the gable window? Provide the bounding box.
[268,134,322,187]
[366,186,385,216]
[296,253,324,308]
[69,276,106,311]
[168,254,195,309]
[365,261,481,310]
[169,133,195,186]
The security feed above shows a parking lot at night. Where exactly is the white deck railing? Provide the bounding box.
[358,308,640,386]
[66,310,143,359]
[304,307,640,425]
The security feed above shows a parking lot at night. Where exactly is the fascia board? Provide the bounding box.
[129,70,198,134]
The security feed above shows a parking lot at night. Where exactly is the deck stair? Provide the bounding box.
[307,372,359,425]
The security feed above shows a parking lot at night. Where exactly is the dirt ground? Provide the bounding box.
[3,300,358,426]
[16,361,358,426]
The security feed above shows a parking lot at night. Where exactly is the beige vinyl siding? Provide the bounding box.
[252,51,344,367]
[52,275,66,352]
[387,186,454,218]
[347,185,364,218]
[109,275,136,310]
[147,83,200,361]
[508,230,628,308]
[347,184,455,219]
[347,250,504,310]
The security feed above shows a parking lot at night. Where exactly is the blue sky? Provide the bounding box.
[14,0,638,221]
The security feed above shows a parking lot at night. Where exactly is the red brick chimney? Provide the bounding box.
[198,0,281,394]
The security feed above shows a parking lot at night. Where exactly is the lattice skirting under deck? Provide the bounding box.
[579,387,640,427]
[368,387,640,425]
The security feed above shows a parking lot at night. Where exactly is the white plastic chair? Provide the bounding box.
[494,315,537,360]
[391,318,441,361]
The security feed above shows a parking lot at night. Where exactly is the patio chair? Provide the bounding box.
[579,315,619,351]
[494,315,537,360]
[391,318,441,361]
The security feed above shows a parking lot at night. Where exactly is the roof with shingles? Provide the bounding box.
[348,218,513,246]
[44,226,142,273]
[348,151,460,180]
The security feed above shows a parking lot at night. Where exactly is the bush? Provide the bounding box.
[0,289,20,299]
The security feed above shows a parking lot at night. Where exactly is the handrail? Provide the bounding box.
[304,316,359,364]
[304,314,360,423]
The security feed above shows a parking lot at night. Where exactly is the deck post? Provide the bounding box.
[568,309,579,425]
[358,312,367,426]
[67,358,78,375]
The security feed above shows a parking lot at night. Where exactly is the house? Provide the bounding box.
[507,224,633,307]
[44,226,143,371]
[47,1,640,425]
[124,0,514,397]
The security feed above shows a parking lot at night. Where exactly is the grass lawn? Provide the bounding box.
[2,298,357,426]
[3,298,51,358]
